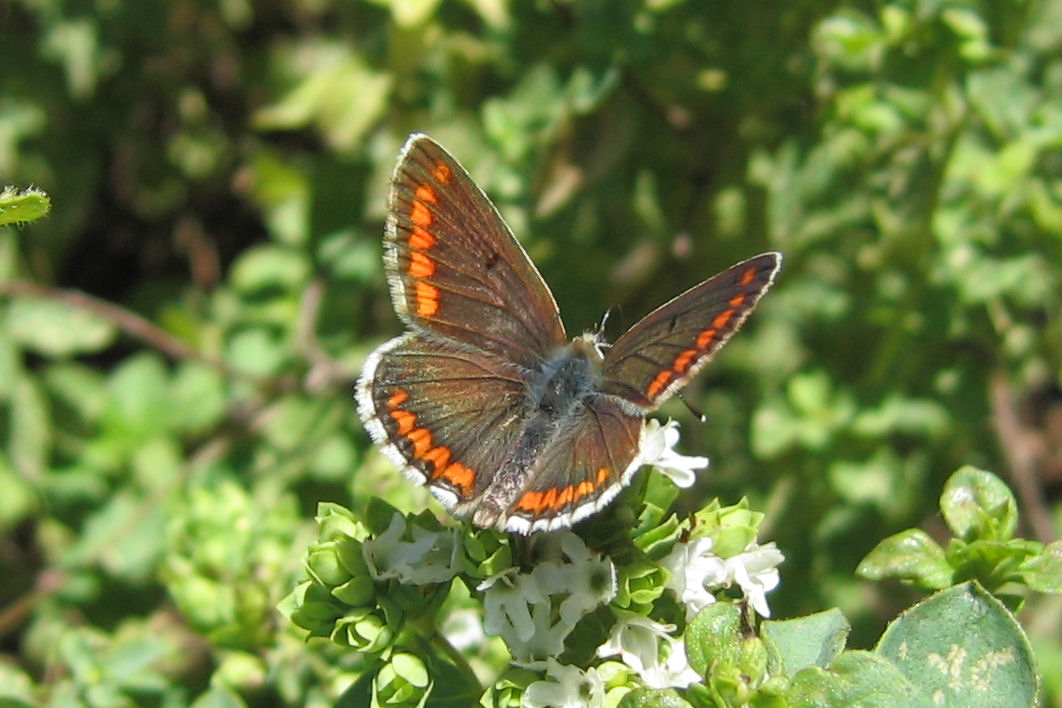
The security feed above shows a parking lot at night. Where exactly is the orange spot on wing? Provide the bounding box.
[596,467,610,485]
[409,226,436,250]
[438,462,475,496]
[729,293,746,307]
[415,184,437,204]
[410,200,432,226]
[422,445,452,472]
[740,267,756,285]
[711,308,735,330]
[574,480,594,501]
[408,251,436,278]
[432,161,452,184]
[647,370,673,400]
[674,349,699,374]
[515,490,543,513]
[541,487,559,511]
[415,282,439,317]
[390,409,417,435]
[696,328,717,349]
[407,427,433,457]
[387,389,409,408]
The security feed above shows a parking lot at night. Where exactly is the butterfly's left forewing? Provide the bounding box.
[385,135,566,369]
[602,252,782,409]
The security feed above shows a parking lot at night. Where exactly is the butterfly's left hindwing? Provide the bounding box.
[356,332,529,511]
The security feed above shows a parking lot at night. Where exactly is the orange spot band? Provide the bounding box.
[408,251,436,278]
[432,161,452,184]
[409,226,436,250]
[415,282,439,317]
[410,200,432,226]
[711,308,735,330]
[674,349,699,374]
[647,370,673,400]
[415,184,437,204]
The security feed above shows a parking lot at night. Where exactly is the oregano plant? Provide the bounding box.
[283,464,1058,707]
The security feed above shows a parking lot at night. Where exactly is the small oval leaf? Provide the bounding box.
[875,582,1039,707]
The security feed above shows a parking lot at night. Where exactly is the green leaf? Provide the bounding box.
[787,650,932,708]
[0,186,51,226]
[0,454,38,526]
[617,688,694,708]
[230,244,311,294]
[1020,541,1062,593]
[876,582,1039,707]
[5,296,116,356]
[190,687,249,708]
[857,529,953,589]
[762,608,850,676]
[944,538,1040,593]
[939,467,1018,542]
[9,377,50,481]
[685,603,743,678]
[252,44,391,154]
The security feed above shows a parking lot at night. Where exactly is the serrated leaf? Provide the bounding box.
[875,582,1039,707]
[857,529,953,589]
[0,186,51,226]
[762,608,850,676]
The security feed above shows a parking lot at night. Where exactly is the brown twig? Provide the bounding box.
[0,280,275,389]
[990,370,1056,543]
[295,277,356,392]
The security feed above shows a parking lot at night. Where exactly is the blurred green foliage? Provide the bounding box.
[1,0,1060,705]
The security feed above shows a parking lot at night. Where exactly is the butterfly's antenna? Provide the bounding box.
[598,307,614,334]
[676,392,707,423]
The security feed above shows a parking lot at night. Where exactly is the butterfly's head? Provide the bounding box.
[573,331,609,361]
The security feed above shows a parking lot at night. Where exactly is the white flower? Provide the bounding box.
[596,611,700,689]
[725,542,783,618]
[361,513,460,585]
[636,419,708,488]
[522,659,605,708]
[480,532,616,662]
[661,537,784,619]
[660,536,726,618]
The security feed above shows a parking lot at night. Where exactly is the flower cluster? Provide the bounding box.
[283,420,785,707]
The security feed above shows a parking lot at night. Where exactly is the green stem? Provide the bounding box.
[415,618,482,690]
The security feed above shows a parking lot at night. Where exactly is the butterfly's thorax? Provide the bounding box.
[534,335,603,417]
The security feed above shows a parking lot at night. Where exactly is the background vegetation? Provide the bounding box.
[1,0,1060,705]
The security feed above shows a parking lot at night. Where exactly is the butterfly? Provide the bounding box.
[356,134,781,534]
